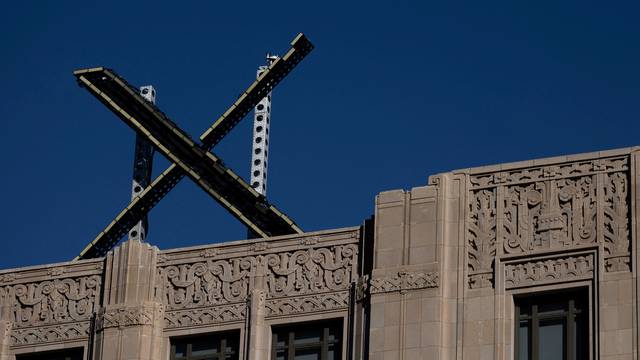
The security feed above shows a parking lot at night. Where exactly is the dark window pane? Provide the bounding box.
[272,319,342,360]
[518,320,529,360]
[515,288,588,360]
[295,348,321,360]
[539,319,565,360]
[538,301,567,318]
[17,348,83,360]
[170,331,239,360]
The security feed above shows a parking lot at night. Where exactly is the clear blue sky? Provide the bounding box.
[1,2,639,269]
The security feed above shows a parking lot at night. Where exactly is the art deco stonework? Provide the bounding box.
[0,260,103,348]
[0,146,639,360]
[467,155,631,290]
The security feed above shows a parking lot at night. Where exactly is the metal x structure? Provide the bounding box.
[73,33,313,260]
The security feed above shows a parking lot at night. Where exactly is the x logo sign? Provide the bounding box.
[73,34,313,259]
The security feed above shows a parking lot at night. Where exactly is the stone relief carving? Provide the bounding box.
[265,291,349,316]
[157,258,254,310]
[504,254,594,289]
[265,244,358,297]
[96,304,162,330]
[503,176,597,253]
[11,322,90,346]
[165,304,246,328]
[468,189,496,289]
[603,172,631,272]
[1,273,101,346]
[469,157,627,188]
[369,270,439,294]
[468,156,631,289]
[6,275,101,328]
[157,242,358,327]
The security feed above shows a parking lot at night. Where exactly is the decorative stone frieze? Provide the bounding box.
[504,254,594,289]
[603,171,631,272]
[265,292,349,317]
[369,270,439,294]
[11,322,90,346]
[467,156,631,289]
[469,157,628,189]
[156,229,360,328]
[164,304,245,328]
[0,261,103,347]
[8,275,101,328]
[468,188,497,289]
[96,304,163,330]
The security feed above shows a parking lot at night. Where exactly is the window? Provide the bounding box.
[170,331,239,360]
[16,348,83,360]
[272,319,342,360]
[515,288,588,360]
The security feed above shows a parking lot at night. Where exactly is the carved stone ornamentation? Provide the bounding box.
[11,322,90,346]
[504,254,594,289]
[603,172,631,272]
[468,156,631,287]
[503,176,597,254]
[157,258,254,310]
[47,267,65,277]
[6,275,101,328]
[468,188,497,289]
[265,292,350,316]
[157,242,358,327]
[265,244,358,298]
[469,157,628,189]
[369,270,439,294]
[200,248,218,258]
[164,304,246,328]
[0,273,16,285]
[96,304,162,330]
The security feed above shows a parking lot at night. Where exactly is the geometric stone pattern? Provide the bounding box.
[96,303,164,330]
[504,253,594,289]
[369,270,439,294]
[468,155,631,289]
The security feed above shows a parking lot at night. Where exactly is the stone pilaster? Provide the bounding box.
[0,321,11,360]
[367,184,443,360]
[247,289,269,360]
[93,239,165,360]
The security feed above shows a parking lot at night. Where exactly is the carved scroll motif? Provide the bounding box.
[7,275,101,328]
[1,274,101,346]
[468,188,497,289]
[503,176,597,254]
[157,257,255,310]
[265,244,358,298]
[504,254,594,289]
[157,242,359,327]
[603,172,631,272]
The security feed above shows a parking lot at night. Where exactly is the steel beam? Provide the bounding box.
[73,33,312,259]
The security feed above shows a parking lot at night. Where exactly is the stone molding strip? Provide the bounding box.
[96,303,164,331]
[369,270,439,295]
[504,253,594,290]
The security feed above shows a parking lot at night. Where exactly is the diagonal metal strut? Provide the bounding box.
[74,33,312,259]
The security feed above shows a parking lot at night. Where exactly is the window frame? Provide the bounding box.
[514,288,589,360]
[169,330,240,360]
[270,318,343,360]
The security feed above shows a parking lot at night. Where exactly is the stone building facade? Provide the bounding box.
[0,146,638,359]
